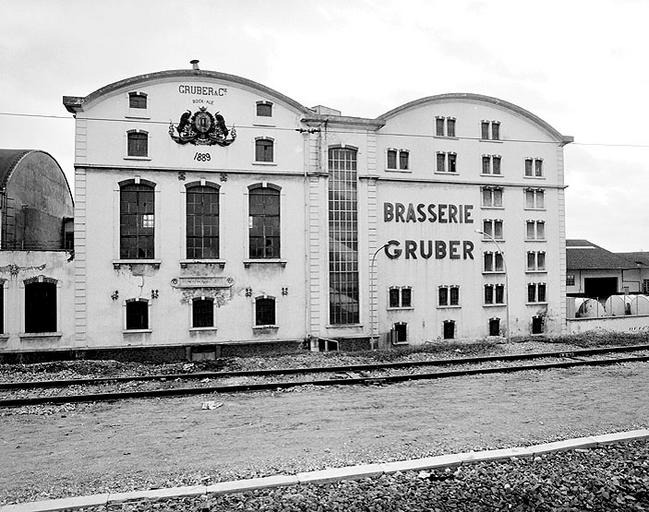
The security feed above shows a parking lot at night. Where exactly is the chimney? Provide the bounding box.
[190,59,200,71]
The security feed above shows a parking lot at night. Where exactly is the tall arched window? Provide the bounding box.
[24,278,57,333]
[120,180,155,259]
[127,130,148,157]
[328,146,359,324]
[248,185,280,259]
[186,183,219,259]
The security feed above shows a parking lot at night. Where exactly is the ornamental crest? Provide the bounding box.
[168,107,237,146]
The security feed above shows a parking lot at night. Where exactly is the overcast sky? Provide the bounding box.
[1,0,647,252]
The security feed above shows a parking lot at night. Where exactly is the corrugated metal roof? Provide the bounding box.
[0,149,31,188]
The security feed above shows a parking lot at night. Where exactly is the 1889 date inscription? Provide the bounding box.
[194,152,211,162]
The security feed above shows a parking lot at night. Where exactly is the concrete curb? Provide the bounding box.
[3,428,648,511]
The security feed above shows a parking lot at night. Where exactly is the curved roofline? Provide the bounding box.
[377,93,573,144]
[0,150,73,207]
[64,69,312,115]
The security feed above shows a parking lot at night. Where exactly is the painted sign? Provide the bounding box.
[382,201,476,260]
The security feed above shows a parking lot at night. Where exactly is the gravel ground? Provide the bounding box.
[2,332,648,385]
[75,440,649,512]
[2,363,648,506]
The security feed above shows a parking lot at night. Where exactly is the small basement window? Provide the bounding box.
[192,297,214,328]
[126,299,149,330]
[443,320,455,340]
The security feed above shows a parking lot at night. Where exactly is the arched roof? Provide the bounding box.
[0,149,73,201]
[377,93,573,144]
[63,69,312,115]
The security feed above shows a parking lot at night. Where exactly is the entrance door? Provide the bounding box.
[584,277,618,299]
[489,318,500,336]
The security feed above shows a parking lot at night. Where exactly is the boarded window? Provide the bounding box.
[255,139,274,162]
[256,102,272,117]
[126,300,148,330]
[249,186,280,258]
[192,298,214,328]
[127,131,148,157]
[129,92,147,109]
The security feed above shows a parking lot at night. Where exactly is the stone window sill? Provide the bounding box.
[113,259,161,269]
[326,324,363,329]
[252,325,279,332]
[244,259,287,268]
[437,305,461,309]
[19,332,63,339]
[525,270,547,274]
[483,303,507,308]
[524,175,546,180]
[123,329,152,334]
[434,171,459,176]
[479,139,503,143]
[385,168,411,173]
[482,271,506,275]
[180,259,225,269]
[433,135,459,140]
[190,327,218,332]
[251,161,277,166]
[480,173,503,178]
[386,306,414,311]
[526,302,549,306]
[123,156,151,161]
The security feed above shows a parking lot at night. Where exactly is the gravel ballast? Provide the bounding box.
[73,439,649,512]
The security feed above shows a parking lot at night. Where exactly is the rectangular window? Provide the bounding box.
[120,183,154,259]
[447,118,456,137]
[481,121,500,140]
[255,297,276,326]
[126,300,148,330]
[450,286,459,305]
[186,185,219,259]
[329,147,359,325]
[643,279,649,294]
[527,251,547,271]
[127,131,148,157]
[436,152,457,173]
[525,189,545,209]
[526,220,545,240]
[481,187,503,208]
[387,149,409,170]
[438,287,448,306]
[481,155,502,175]
[255,139,274,162]
[256,102,272,117]
[192,298,214,328]
[436,117,445,136]
[129,92,147,109]
[448,153,457,172]
[489,318,500,336]
[399,150,409,170]
[25,281,57,333]
[567,274,576,286]
[394,322,408,343]
[387,149,397,169]
[532,315,544,334]
[485,284,505,305]
[436,152,445,172]
[388,287,412,309]
[443,320,455,340]
[483,219,503,240]
[249,186,280,259]
[483,252,504,272]
[525,158,544,177]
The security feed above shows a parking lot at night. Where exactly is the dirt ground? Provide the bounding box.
[2,363,648,505]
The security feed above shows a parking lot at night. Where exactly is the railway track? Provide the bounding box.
[2,344,649,407]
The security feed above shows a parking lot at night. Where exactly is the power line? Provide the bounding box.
[1,110,649,149]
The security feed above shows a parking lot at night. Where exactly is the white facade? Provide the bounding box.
[62,66,572,351]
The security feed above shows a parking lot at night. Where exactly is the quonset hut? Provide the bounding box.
[0,149,74,351]
[58,61,572,358]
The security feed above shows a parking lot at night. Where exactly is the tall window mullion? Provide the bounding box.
[186,185,219,259]
[329,147,359,325]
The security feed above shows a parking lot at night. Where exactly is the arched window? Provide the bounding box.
[186,183,219,259]
[255,296,276,326]
[255,138,274,162]
[248,185,280,259]
[129,92,147,109]
[126,298,149,330]
[256,101,273,117]
[127,130,148,157]
[192,297,214,328]
[24,278,57,333]
[120,180,155,259]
